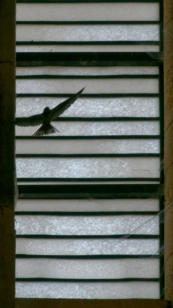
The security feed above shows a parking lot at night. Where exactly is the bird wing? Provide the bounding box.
[15,88,84,126]
[15,112,44,127]
[50,88,84,121]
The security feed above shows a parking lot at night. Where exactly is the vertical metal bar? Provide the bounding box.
[159,197,165,299]
[0,0,16,306]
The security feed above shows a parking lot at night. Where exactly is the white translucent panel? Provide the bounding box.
[16,97,159,118]
[16,239,159,255]
[16,158,160,178]
[16,67,159,76]
[16,3,159,21]
[15,282,160,299]
[16,139,160,155]
[15,215,159,235]
[15,121,159,136]
[16,25,159,42]
[16,199,159,212]
[16,259,159,279]
[16,44,159,53]
[16,78,158,94]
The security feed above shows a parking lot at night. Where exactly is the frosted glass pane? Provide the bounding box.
[16,259,159,279]
[16,122,159,136]
[16,3,159,21]
[16,158,160,178]
[16,139,160,155]
[16,199,159,212]
[15,282,160,299]
[16,238,159,255]
[15,215,159,235]
[16,25,159,42]
[16,97,159,117]
[16,45,159,53]
[16,67,159,76]
[16,79,158,94]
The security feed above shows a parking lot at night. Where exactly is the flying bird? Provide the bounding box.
[15,88,84,136]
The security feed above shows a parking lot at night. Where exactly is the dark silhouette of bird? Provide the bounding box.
[15,88,84,136]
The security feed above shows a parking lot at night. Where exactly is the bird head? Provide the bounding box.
[43,107,50,117]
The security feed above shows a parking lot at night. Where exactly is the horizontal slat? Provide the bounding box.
[16,0,161,3]
[16,21,159,25]
[15,258,159,278]
[16,66,159,75]
[16,78,159,94]
[16,3,159,21]
[15,97,159,118]
[16,52,162,66]
[17,184,163,197]
[16,157,160,178]
[15,211,159,215]
[15,139,160,154]
[17,179,160,184]
[16,199,159,212]
[15,215,159,235]
[15,281,160,299]
[16,25,159,42]
[16,238,159,255]
[16,44,159,52]
[16,154,160,157]
[16,235,160,239]
[15,121,160,136]
[16,135,160,139]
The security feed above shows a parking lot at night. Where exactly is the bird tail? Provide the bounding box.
[33,123,59,136]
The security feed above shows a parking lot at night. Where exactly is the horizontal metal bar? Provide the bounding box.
[15,211,159,215]
[51,117,160,122]
[16,153,160,158]
[15,135,160,140]
[16,41,160,46]
[15,278,159,283]
[17,177,160,182]
[16,52,162,66]
[16,21,160,25]
[16,93,160,98]
[18,193,161,199]
[16,0,161,3]
[16,74,159,79]
[17,183,163,198]
[16,234,159,239]
[15,254,160,259]
[15,117,160,123]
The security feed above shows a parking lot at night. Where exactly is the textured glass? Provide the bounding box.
[15,282,160,299]
[16,158,160,178]
[16,199,159,212]
[16,238,159,255]
[16,45,159,53]
[16,139,160,155]
[16,78,158,94]
[16,259,159,278]
[16,97,159,117]
[16,3,159,21]
[16,25,159,42]
[15,215,159,235]
[16,122,159,137]
[16,67,159,76]
[15,121,159,136]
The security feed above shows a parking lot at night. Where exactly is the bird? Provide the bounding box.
[15,88,84,136]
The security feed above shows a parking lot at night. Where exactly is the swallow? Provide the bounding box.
[15,88,84,136]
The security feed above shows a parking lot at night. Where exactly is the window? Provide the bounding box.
[15,0,164,300]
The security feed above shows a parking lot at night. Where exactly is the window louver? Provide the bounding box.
[15,0,164,300]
